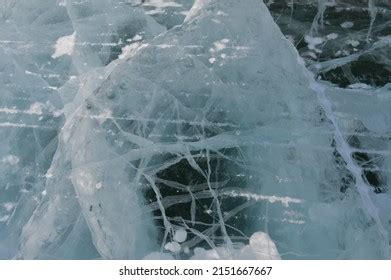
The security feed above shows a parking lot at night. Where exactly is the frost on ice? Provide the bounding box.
[52,32,76,59]
[0,0,390,260]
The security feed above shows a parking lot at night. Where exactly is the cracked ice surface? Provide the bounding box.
[0,0,390,259]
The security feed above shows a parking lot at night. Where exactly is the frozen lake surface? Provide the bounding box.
[0,0,390,259]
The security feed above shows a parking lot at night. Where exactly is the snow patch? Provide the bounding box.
[1,155,19,165]
[3,202,16,212]
[341,21,354,29]
[346,39,360,47]
[0,215,10,223]
[191,231,281,260]
[305,35,324,53]
[52,32,76,59]
[348,83,372,90]
[173,228,187,243]
[164,241,181,253]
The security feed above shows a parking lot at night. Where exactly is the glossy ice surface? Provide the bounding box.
[0,0,390,259]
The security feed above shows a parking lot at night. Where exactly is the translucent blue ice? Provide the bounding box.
[1,0,390,259]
